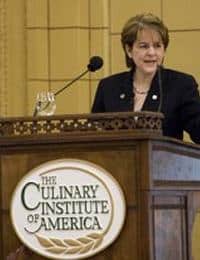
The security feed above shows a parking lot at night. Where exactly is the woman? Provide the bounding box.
[91,13,200,143]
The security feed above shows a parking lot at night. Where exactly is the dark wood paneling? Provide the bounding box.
[1,113,200,259]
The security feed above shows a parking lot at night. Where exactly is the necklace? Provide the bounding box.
[133,86,149,95]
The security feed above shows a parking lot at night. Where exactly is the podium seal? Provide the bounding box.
[11,159,126,259]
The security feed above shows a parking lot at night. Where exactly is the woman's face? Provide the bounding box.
[126,27,165,76]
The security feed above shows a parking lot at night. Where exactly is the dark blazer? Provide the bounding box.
[91,68,200,143]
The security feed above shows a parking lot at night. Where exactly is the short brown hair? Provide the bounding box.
[121,13,169,68]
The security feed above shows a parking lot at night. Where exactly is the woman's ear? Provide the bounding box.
[125,44,132,58]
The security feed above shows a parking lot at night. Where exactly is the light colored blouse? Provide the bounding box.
[133,91,148,111]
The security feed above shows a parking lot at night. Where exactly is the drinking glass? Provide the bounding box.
[35,91,56,116]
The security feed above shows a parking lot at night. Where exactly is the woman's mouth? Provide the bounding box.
[144,60,157,64]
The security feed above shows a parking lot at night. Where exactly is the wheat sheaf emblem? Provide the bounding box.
[35,232,104,255]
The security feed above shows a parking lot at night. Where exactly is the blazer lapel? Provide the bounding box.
[118,70,134,111]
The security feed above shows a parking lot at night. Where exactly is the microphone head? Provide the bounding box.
[87,56,103,72]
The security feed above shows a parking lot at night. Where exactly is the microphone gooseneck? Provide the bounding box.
[54,70,88,97]
[54,56,103,97]
[157,65,163,113]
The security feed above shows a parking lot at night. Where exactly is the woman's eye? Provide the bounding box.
[138,43,163,49]
[154,43,162,48]
[139,44,148,49]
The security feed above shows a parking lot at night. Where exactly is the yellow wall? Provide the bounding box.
[1,0,200,117]
[1,1,200,257]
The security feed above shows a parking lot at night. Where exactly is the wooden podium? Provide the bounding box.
[1,112,200,260]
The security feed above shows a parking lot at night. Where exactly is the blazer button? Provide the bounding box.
[152,95,158,100]
[120,93,126,99]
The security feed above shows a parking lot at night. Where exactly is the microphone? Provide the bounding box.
[87,56,103,72]
[33,56,103,116]
[157,65,163,113]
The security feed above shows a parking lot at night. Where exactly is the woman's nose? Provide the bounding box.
[147,46,156,55]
